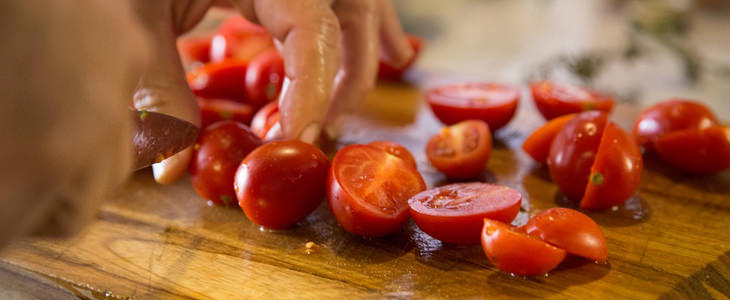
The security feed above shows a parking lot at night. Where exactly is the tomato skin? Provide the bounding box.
[523,208,607,262]
[655,126,730,174]
[378,35,423,81]
[245,49,285,108]
[178,35,212,63]
[481,219,567,276]
[530,81,615,120]
[367,141,418,169]
[426,120,492,179]
[522,114,576,164]
[190,121,262,206]
[632,99,718,151]
[548,111,608,200]
[581,122,643,209]
[426,83,520,131]
[235,140,329,229]
[198,98,254,129]
[250,101,280,139]
[210,16,274,63]
[328,145,426,237]
[187,59,248,101]
[409,183,522,245]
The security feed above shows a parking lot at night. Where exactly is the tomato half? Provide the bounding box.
[328,145,426,236]
[426,120,492,179]
[187,59,248,101]
[426,83,520,131]
[632,99,718,151]
[522,113,576,164]
[522,208,607,262]
[210,16,274,63]
[378,34,423,81]
[655,126,730,174]
[367,141,418,169]
[190,121,262,206]
[178,35,212,63]
[481,218,567,276]
[198,98,254,129]
[250,101,280,139]
[235,140,329,229]
[530,81,615,120]
[245,49,285,108]
[409,183,522,245]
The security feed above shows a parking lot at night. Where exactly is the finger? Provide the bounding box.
[376,0,413,67]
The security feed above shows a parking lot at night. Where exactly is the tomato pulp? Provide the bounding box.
[530,81,615,120]
[426,83,520,131]
[426,120,492,179]
[368,141,418,169]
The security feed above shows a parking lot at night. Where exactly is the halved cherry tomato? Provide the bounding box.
[187,59,248,101]
[426,83,520,131]
[367,141,418,169]
[210,16,274,63]
[178,35,212,63]
[328,145,426,236]
[633,99,718,151]
[530,81,615,120]
[522,113,576,164]
[250,101,279,139]
[409,183,522,245]
[481,218,567,276]
[523,208,607,262]
[235,140,329,229]
[426,120,492,179]
[245,49,285,108]
[378,35,423,81]
[190,121,262,206]
[655,126,730,174]
[197,98,254,129]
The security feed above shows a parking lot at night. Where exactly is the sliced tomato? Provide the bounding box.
[633,99,718,151]
[178,35,212,63]
[198,98,254,129]
[250,101,280,139]
[522,113,576,164]
[328,145,427,237]
[481,218,567,276]
[409,183,522,245]
[187,59,248,101]
[655,126,730,174]
[367,141,418,169]
[210,16,274,63]
[530,81,615,120]
[426,120,492,179]
[426,83,520,131]
[245,49,285,108]
[523,208,607,262]
[378,34,423,81]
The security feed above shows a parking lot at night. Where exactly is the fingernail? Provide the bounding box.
[299,123,321,144]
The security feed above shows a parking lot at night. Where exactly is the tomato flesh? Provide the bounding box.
[245,49,285,108]
[378,35,423,81]
[655,126,730,174]
[187,59,248,101]
[328,145,426,236]
[523,208,607,262]
[481,218,567,276]
[367,141,418,169]
[409,183,521,245]
[426,120,492,179]
[250,101,280,138]
[633,99,718,151]
[522,113,576,164]
[427,83,520,131]
[530,81,615,120]
[197,98,254,129]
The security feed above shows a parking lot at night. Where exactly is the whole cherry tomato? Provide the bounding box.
[378,34,423,81]
[210,16,274,63]
[530,81,615,120]
[250,101,280,139]
[190,121,262,206]
[197,98,254,129]
[367,141,418,169]
[178,35,212,64]
[522,113,576,164]
[187,59,248,101]
[409,183,522,245]
[245,49,285,108]
[328,145,426,237]
[522,208,607,262]
[426,83,520,131]
[425,120,492,179]
[632,99,718,151]
[655,126,730,174]
[481,218,567,276]
[235,140,329,229]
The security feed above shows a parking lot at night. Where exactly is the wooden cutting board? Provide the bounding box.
[1,81,729,300]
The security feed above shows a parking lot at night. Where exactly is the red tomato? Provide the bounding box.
[409,183,522,245]
[245,49,285,108]
[367,141,418,169]
[481,218,567,276]
[328,145,426,236]
[378,35,423,81]
[426,120,492,179]
[190,121,262,206]
[210,16,274,63]
[235,140,329,229]
[632,99,718,151]
[250,101,280,138]
[522,208,607,262]
[426,83,520,131]
[522,113,576,164]
[530,81,615,120]
[582,122,643,209]
[655,126,730,174]
[187,59,248,101]
[178,35,212,63]
[197,98,254,129]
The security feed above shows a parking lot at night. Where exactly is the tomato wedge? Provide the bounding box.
[426,120,492,179]
[523,208,607,262]
[522,113,576,164]
[250,101,280,139]
[178,35,212,63]
[655,126,730,174]
[378,34,423,81]
[210,16,274,63]
[245,49,285,108]
[367,141,418,169]
[187,59,248,101]
[481,219,567,276]
[328,145,426,237]
[409,183,522,245]
[197,98,254,129]
[633,99,718,151]
[426,83,520,131]
[530,81,615,120]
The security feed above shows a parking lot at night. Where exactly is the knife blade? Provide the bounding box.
[131,110,199,170]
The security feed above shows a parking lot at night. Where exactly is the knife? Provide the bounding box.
[131,110,200,170]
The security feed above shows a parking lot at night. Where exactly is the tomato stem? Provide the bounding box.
[590,172,604,185]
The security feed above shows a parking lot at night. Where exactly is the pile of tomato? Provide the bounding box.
[179,16,730,277]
